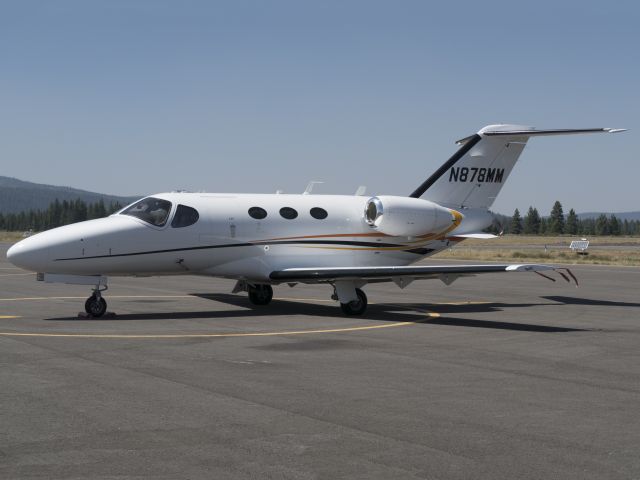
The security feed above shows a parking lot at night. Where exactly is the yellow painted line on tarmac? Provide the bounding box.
[275,297,334,303]
[0,298,441,339]
[0,295,341,303]
[0,320,422,339]
[0,316,21,319]
[0,296,90,301]
[0,291,445,339]
[430,301,490,306]
[0,294,486,307]
[0,295,195,302]
[0,295,361,304]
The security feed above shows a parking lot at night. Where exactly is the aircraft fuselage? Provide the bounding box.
[7,193,465,282]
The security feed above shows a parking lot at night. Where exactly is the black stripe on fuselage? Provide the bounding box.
[409,133,482,198]
[53,239,418,261]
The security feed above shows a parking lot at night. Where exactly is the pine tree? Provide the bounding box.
[510,208,523,234]
[94,199,107,218]
[622,219,630,236]
[71,199,88,223]
[539,217,548,235]
[108,202,123,214]
[549,201,565,235]
[595,214,610,236]
[49,199,62,228]
[609,215,620,235]
[523,207,541,234]
[566,208,578,235]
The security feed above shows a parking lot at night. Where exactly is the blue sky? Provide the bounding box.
[1,0,637,214]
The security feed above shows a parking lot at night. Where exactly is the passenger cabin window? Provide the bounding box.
[310,207,328,219]
[248,207,267,219]
[121,197,172,227]
[279,207,298,219]
[171,204,199,228]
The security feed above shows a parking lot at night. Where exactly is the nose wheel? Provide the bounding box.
[85,295,107,317]
[85,285,108,318]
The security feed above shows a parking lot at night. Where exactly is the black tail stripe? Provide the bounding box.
[409,134,482,198]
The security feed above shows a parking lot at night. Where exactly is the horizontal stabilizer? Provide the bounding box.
[479,127,626,138]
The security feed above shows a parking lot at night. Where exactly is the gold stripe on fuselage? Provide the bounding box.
[252,209,463,249]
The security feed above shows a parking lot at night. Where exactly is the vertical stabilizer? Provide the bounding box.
[410,125,622,210]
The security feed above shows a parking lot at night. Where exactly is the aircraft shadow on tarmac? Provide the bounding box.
[45,293,588,332]
[542,295,640,308]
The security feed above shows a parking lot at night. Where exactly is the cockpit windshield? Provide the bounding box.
[121,197,172,226]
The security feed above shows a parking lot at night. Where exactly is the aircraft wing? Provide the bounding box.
[269,264,578,286]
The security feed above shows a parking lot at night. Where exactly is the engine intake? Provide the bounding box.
[364,196,460,237]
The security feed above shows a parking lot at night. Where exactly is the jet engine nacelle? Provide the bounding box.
[364,196,459,237]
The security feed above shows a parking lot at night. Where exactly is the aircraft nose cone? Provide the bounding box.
[6,242,22,264]
[6,237,49,272]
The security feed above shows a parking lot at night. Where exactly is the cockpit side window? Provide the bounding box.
[121,197,172,227]
[171,204,199,228]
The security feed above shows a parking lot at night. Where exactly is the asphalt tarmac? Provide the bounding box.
[1,243,639,479]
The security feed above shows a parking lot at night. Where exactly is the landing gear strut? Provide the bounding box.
[248,284,273,306]
[340,288,367,316]
[85,285,108,317]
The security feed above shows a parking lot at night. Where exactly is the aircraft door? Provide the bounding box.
[197,198,240,245]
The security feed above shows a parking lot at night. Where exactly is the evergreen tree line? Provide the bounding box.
[501,201,640,236]
[2,197,638,237]
[0,198,123,232]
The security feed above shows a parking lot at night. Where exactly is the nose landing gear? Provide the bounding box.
[85,285,108,318]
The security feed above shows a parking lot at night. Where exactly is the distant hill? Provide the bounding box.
[577,211,640,222]
[0,176,139,214]
[495,210,640,222]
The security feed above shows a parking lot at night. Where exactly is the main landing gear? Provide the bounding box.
[85,286,108,318]
[331,281,368,316]
[339,288,368,316]
[236,280,368,315]
[248,284,273,306]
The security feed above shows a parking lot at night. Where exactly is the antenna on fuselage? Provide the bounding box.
[354,186,367,196]
[303,181,324,195]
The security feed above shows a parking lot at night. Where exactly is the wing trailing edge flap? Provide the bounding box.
[269,264,578,287]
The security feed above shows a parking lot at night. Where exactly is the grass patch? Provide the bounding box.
[0,231,28,243]
[436,246,640,266]
[459,234,640,247]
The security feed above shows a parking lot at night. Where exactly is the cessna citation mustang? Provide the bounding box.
[7,125,625,317]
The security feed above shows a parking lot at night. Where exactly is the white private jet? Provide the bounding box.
[7,124,625,317]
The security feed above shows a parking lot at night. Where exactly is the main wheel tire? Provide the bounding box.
[340,288,367,316]
[85,295,107,317]
[248,284,273,306]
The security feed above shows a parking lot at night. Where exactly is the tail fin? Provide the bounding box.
[410,125,624,209]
